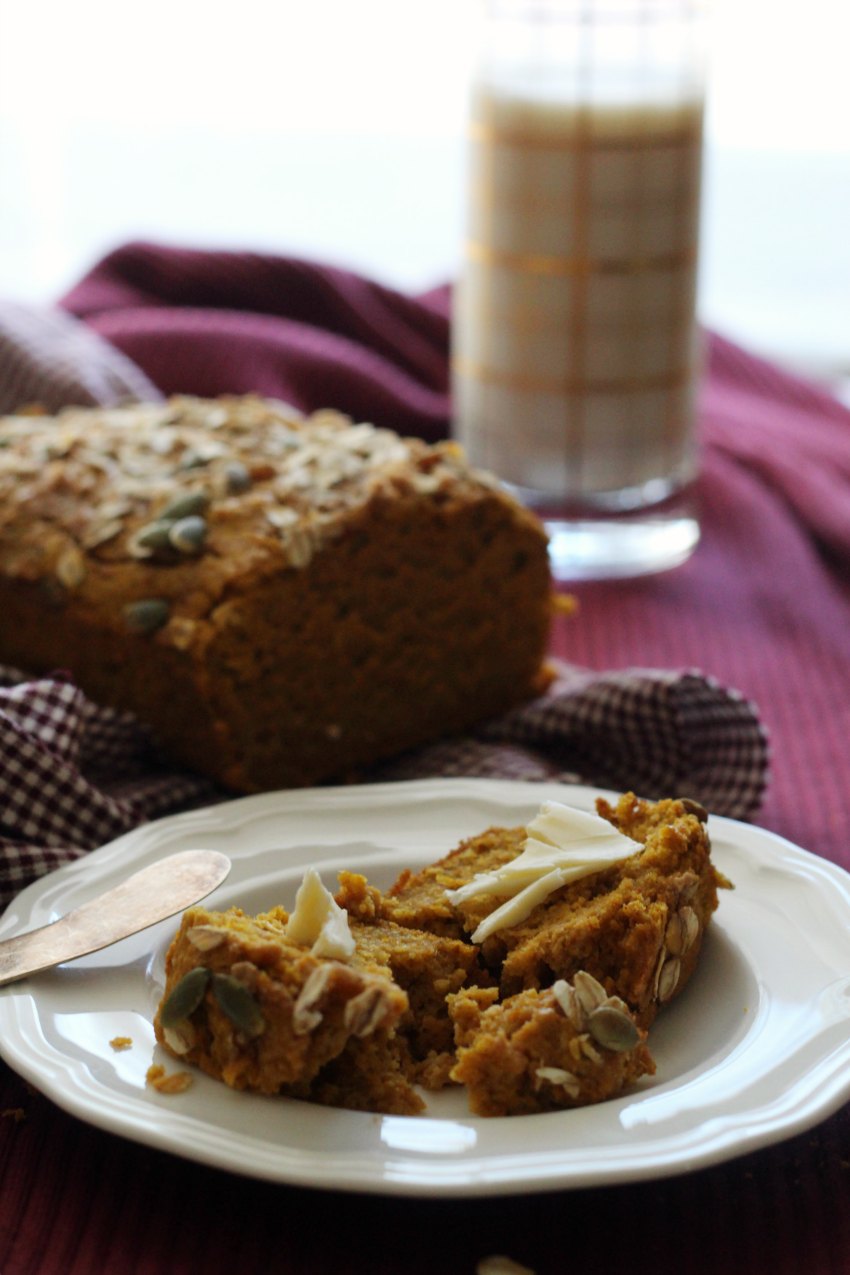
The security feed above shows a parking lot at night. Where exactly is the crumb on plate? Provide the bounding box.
[145,1063,193,1095]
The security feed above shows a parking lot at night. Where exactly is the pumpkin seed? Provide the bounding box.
[224,461,252,494]
[679,905,700,952]
[587,1005,640,1053]
[573,970,608,1016]
[678,797,709,823]
[211,972,265,1038]
[160,966,210,1027]
[657,956,682,1003]
[123,598,170,634]
[168,515,208,555]
[551,979,583,1029]
[665,911,686,957]
[160,489,210,521]
[133,520,174,553]
[667,904,700,957]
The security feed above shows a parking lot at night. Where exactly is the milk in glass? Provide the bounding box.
[453,84,703,507]
[451,0,707,578]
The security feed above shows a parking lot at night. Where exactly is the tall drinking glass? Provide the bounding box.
[452,0,708,579]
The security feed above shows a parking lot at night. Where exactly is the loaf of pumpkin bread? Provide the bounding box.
[0,396,552,791]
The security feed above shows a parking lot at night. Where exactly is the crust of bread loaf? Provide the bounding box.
[0,396,552,790]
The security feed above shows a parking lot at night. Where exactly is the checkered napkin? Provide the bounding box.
[0,660,768,911]
[0,667,215,907]
[0,300,161,415]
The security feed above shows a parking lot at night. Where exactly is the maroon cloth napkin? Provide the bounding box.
[59,241,450,440]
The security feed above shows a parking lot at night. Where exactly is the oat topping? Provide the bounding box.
[292,964,340,1035]
[186,924,227,952]
[553,972,641,1054]
[0,394,487,633]
[342,981,398,1038]
[534,1066,581,1096]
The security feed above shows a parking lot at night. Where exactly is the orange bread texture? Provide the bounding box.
[154,797,726,1116]
[449,980,655,1116]
[336,870,484,1088]
[0,396,552,792]
[154,897,653,1117]
[153,904,423,1115]
[384,794,728,1028]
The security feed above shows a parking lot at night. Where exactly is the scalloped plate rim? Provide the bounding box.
[1,777,849,1197]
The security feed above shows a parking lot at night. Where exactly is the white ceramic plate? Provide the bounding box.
[2,777,850,1198]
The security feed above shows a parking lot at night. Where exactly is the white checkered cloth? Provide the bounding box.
[0,302,160,415]
[0,661,768,910]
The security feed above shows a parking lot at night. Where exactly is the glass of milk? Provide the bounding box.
[452,0,708,579]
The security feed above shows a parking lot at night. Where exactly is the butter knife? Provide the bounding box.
[0,849,231,987]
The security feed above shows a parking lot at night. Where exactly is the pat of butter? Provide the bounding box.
[446,801,642,944]
[284,868,356,960]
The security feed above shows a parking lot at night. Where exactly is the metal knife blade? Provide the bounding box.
[0,849,231,986]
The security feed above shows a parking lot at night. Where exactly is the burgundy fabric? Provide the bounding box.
[61,241,451,440]
[0,241,849,1274]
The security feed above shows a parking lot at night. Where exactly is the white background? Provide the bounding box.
[0,0,847,388]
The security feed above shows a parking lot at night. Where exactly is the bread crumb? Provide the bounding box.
[109,1036,133,1051]
[146,1063,193,1094]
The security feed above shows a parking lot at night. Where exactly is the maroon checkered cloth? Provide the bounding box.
[0,667,214,903]
[0,298,160,414]
[0,660,766,909]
